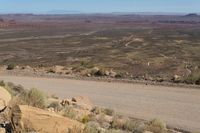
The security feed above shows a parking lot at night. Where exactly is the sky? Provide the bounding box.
[0,0,199,14]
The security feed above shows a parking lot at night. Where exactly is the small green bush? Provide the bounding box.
[7,64,15,70]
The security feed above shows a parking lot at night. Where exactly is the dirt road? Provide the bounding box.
[0,75,200,132]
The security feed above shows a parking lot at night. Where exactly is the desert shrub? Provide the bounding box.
[63,106,77,119]
[185,73,200,85]
[48,101,62,112]
[68,125,83,133]
[0,80,5,87]
[145,119,167,133]
[47,68,56,73]
[105,129,121,133]
[103,108,115,116]
[111,116,126,130]
[115,73,123,78]
[4,82,26,96]
[80,60,94,69]
[91,106,102,115]
[7,64,15,70]
[20,88,47,109]
[83,124,99,133]
[81,115,91,124]
[94,69,106,76]
[124,120,145,133]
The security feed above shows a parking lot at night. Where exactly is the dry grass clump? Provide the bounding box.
[20,88,47,109]
[145,119,167,133]
[68,125,84,133]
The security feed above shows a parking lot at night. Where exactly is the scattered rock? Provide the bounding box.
[87,73,91,77]
[172,75,182,83]
[105,70,110,76]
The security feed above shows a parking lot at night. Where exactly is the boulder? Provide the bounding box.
[11,105,83,133]
[0,128,5,133]
[0,87,11,111]
[72,96,93,111]
[172,75,182,83]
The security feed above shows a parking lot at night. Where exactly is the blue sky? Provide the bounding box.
[0,0,199,14]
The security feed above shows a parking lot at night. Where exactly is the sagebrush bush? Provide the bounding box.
[111,116,126,130]
[146,119,167,133]
[3,82,26,96]
[48,101,62,112]
[20,88,47,109]
[124,120,145,133]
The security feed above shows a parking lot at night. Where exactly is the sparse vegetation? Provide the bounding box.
[7,64,15,70]
[0,80,5,87]
[63,106,77,119]
[20,88,47,109]
[103,108,115,116]
[48,101,62,112]
[81,115,91,124]
[184,72,200,85]
[145,119,167,133]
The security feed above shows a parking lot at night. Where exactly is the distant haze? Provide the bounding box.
[0,0,199,14]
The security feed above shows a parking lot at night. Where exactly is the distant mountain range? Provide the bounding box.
[45,10,82,14]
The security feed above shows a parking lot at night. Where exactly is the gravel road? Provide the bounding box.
[0,75,200,132]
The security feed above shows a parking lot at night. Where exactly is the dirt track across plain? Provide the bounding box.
[0,75,200,132]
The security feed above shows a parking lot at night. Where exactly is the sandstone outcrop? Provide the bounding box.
[11,105,83,133]
[0,87,11,111]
